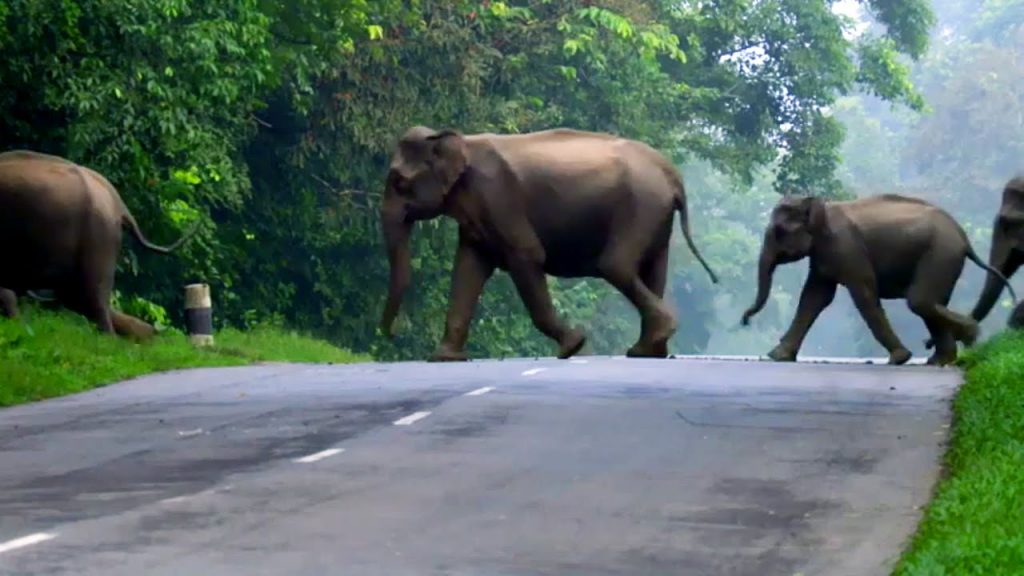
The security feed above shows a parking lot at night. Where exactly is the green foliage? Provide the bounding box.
[0,0,936,361]
[0,305,367,407]
[835,0,1024,342]
[893,331,1024,575]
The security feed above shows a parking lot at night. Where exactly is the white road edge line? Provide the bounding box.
[0,533,56,555]
[464,386,495,396]
[294,448,345,464]
[569,359,588,364]
[521,368,546,376]
[394,411,432,426]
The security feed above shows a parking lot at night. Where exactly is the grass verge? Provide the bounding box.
[0,307,369,408]
[893,331,1024,575]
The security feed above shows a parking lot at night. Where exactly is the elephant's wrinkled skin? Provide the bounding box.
[379,126,719,361]
[741,194,1015,366]
[0,150,193,338]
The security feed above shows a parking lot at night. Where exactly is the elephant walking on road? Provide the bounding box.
[379,126,719,361]
[0,150,194,338]
[741,194,1016,366]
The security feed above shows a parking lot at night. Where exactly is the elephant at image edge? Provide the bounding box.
[963,175,1024,329]
[0,150,194,338]
[740,194,1015,366]
[379,126,719,361]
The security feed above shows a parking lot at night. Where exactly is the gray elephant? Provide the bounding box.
[740,194,1015,366]
[0,150,194,337]
[963,175,1024,329]
[380,126,719,361]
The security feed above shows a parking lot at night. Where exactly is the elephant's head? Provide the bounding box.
[380,126,470,337]
[741,194,827,325]
[972,176,1024,322]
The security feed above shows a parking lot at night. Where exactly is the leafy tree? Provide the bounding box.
[0,0,942,359]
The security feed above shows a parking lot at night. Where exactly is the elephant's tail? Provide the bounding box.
[121,210,198,255]
[967,244,1018,304]
[672,177,719,284]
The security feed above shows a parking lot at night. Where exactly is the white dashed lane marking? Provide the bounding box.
[521,368,547,376]
[464,386,494,397]
[0,533,56,555]
[294,448,345,464]
[393,411,432,426]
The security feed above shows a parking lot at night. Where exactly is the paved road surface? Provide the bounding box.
[0,357,958,576]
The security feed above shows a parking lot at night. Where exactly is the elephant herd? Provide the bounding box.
[1,129,1021,367]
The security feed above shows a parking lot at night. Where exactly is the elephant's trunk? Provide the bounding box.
[742,233,777,325]
[381,203,413,337]
[971,229,1014,322]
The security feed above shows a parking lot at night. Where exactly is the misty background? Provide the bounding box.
[636,0,1024,358]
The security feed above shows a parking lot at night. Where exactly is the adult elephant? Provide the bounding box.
[379,126,719,361]
[740,194,1015,366]
[0,150,194,337]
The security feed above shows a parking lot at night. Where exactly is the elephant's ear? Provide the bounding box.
[804,196,828,235]
[427,130,468,194]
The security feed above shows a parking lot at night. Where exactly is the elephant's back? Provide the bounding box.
[0,158,90,286]
[0,157,88,226]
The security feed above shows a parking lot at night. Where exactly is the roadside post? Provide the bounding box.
[184,283,214,347]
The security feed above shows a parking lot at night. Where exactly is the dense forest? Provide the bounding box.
[0,0,1019,360]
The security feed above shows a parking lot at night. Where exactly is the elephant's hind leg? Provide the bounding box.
[935,306,980,346]
[59,265,116,335]
[602,254,676,358]
[638,247,671,357]
[907,255,967,366]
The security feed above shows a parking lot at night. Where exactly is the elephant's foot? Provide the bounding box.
[626,341,669,358]
[888,347,912,366]
[428,345,469,363]
[926,351,957,367]
[111,310,156,341]
[626,310,675,358]
[557,328,587,360]
[766,344,797,362]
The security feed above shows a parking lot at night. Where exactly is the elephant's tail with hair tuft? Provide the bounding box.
[670,172,719,284]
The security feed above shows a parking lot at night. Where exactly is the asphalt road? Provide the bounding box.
[0,356,958,576]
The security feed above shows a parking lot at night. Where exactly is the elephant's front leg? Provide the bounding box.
[430,241,495,362]
[507,250,586,359]
[848,283,912,365]
[769,274,837,361]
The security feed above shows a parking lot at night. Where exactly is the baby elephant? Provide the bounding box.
[741,194,1016,366]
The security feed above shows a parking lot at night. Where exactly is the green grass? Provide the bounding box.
[0,307,369,407]
[893,331,1024,575]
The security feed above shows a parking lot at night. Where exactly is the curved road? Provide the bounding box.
[0,356,957,576]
